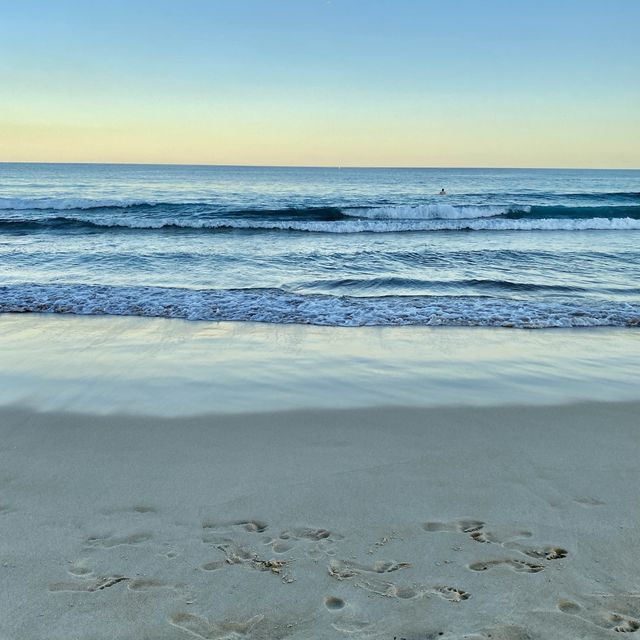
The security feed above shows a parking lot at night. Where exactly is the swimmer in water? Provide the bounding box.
[439,188,447,195]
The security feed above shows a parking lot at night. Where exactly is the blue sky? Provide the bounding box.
[1,0,639,166]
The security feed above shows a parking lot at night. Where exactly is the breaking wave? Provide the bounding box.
[2,283,639,328]
[1,203,640,233]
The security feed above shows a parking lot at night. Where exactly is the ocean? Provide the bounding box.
[1,163,639,328]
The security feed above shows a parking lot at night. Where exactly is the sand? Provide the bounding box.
[1,401,639,639]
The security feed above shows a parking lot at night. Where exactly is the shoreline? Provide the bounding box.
[2,314,639,637]
[1,401,639,639]
[2,314,640,416]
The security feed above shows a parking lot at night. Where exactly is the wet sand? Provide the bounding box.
[2,315,640,415]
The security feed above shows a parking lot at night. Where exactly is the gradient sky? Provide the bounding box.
[1,0,639,167]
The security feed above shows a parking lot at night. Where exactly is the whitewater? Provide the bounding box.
[1,163,639,327]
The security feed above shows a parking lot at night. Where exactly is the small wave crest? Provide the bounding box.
[1,283,639,328]
[2,215,640,233]
[344,204,513,220]
[0,197,162,210]
[294,277,584,294]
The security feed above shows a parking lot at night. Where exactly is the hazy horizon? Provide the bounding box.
[2,161,639,171]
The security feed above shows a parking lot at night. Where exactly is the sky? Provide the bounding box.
[1,0,639,167]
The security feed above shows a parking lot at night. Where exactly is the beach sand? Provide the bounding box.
[1,401,639,639]
[1,315,639,638]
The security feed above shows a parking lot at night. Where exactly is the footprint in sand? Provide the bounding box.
[423,519,567,569]
[574,496,606,507]
[202,518,268,534]
[281,527,333,541]
[459,624,532,639]
[423,519,486,535]
[422,519,527,544]
[127,578,185,593]
[269,527,341,554]
[201,559,226,571]
[432,586,470,602]
[100,504,158,515]
[360,578,470,603]
[468,530,502,544]
[468,559,544,573]
[67,558,93,577]
[331,618,372,634]
[559,596,640,633]
[325,596,346,611]
[51,574,184,594]
[202,520,340,571]
[84,532,152,549]
[201,539,288,576]
[356,579,421,600]
[328,558,411,580]
[49,576,129,592]
[169,612,265,639]
[502,541,568,560]
[328,559,469,603]
[130,504,157,514]
[324,596,375,636]
[201,525,276,561]
[268,539,295,554]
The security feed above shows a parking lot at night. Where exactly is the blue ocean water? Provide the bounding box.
[1,163,639,327]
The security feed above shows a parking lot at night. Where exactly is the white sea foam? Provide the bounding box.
[233,217,640,233]
[81,216,640,232]
[1,284,639,328]
[344,204,513,220]
[8,214,640,233]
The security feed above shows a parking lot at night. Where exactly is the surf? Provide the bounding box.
[2,282,639,328]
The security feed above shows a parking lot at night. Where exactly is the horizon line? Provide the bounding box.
[1,161,639,171]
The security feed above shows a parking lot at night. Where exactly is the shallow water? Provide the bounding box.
[2,315,639,415]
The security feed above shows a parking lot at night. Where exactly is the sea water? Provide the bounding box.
[1,164,639,328]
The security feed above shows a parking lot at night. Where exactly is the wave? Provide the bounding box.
[461,191,640,202]
[343,204,511,220]
[2,215,640,233]
[1,283,639,328]
[0,197,161,210]
[294,277,585,294]
[1,191,638,211]
[503,205,640,219]
[1,201,640,233]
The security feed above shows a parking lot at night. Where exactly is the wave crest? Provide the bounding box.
[344,204,511,220]
[1,284,639,328]
[2,215,640,233]
[0,197,162,210]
